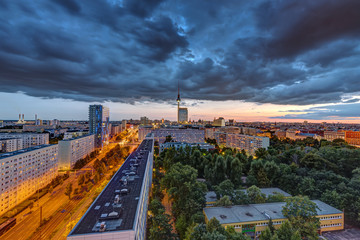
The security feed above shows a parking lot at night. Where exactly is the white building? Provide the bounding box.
[205,128,220,139]
[63,131,89,140]
[152,128,205,143]
[58,135,95,170]
[0,145,58,216]
[0,138,23,153]
[215,133,269,155]
[241,127,257,136]
[213,117,225,127]
[68,135,154,240]
[0,133,49,149]
[324,131,345,142]
[138,126,154,141]
[160,142,214,153]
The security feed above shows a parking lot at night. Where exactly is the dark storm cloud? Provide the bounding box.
[0,0,360,106]
[271,103,360,120]
[52,0,81,14]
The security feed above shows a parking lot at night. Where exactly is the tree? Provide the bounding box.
[149,213,177,240]
[229,158,243,186]
[149,199,165,216]
[282,196,319,239]
[246,185,266,203]
[214,195,233,207]
[267,193,285,203]
[28,201,34,212]
[268,218,275,234]
[232,190,250,205]
[214,180,234,199]
[282,196,318,219]
[213,156,226,184]
[48,185,53,194]
[78,174,85,186]
[255,148,269,159]
[259,227,272,240]
[165,135,173,143]
[84,171,92,183]
[290,230,301,240]
[65,183,73,199]
[276,221,294,240]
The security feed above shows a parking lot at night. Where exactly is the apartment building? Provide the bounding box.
[0,145,58,215]
[58,135,95,170]
[63,131,89,140]
[138,126,153,141]
[216,133,269,155]
[152,128,205,144]
[345,131,360,146]
[89,105,110,148]
[160,142,214,153]
[0,138,23,153]
[68,135,154,240]
[324,131,346,142]
[0,133,49,149]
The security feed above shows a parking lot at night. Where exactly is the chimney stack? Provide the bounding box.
[22,114,24,121]
[19,114,21,121]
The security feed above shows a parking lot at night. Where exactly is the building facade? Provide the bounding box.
[324,131,345,142]
[152,128,205,144]
[89,105,110,148]
[213,117,225,127]
[0,138,23,153]
[68,135,154,240]
[63,131,89,140]
[345,131,360,146]
[58,135,95,170]
[160,142,214,153]
[0,145,58,216]
[203,200,344,238]
[0,133,49,149]
[178,108,188,123]
[215,133,269,155]
[138,126,154,141]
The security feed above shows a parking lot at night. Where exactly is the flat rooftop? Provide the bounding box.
[203,200,343,224]
[0,144,53,159]
[205,188,292,203]
[69,139,153,236]
[60,134,93,141]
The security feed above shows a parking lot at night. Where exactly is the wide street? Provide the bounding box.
[1,129,138,240]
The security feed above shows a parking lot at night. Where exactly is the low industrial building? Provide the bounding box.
[203,200,344,238]
[205,188,292,207]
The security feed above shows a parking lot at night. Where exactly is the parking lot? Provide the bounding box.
[323,228,360,240]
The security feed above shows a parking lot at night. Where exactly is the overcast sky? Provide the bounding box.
[1,0,360,122]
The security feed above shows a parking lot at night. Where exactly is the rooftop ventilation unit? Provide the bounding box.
[99,222,106,232]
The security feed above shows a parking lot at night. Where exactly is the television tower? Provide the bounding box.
[177,80,181,123]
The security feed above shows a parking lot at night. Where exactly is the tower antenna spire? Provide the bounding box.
[177,80,181,123]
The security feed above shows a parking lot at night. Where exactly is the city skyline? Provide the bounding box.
[1,1,360,123]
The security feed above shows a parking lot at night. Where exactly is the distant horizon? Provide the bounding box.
[1,1,360,124]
